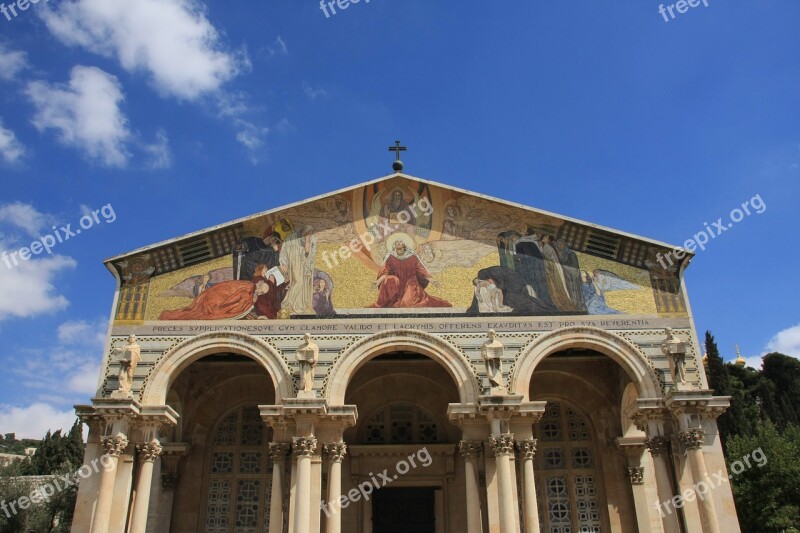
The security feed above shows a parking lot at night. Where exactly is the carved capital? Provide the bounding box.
[457,440,483,459]
[323,442,348,463]
[488,434,515,456]
[627,466,645,485]
[161,472,178,491]
[137,440,163,462]
[101,435,128,457]
[517,439,538,460]
[268,442,291,462]
[292,436,318,458]
[679,428,705,449]
[645,436,670,457]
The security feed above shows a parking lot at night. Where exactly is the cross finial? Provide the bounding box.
[388,140,406,172]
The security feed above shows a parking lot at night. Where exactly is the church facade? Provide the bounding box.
[71,173,740,533]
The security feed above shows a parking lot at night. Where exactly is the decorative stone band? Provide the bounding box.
[137,440,163,462]
[102,435,129,457]
[488,434,515,456]
[627,466,645,485]
[268,442,291,462]
[292,436,318,458]
[323,442,348,463]
[645,436,670,456]
[678,428,705,450]
[457,440,483,459]
[517,439,538,460]
[161,472,178,491]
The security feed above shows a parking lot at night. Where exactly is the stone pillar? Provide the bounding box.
[458,441,483,533]
[323,443,347,533]
[128,439,162,533]
[90,434,128,533]
[269,443,290,533]
[489,434,516,533]
[293,436,317,533]
[680,429,721,533]
[517,439,540,533]
[626,465,656,532]
[646,436,681,533]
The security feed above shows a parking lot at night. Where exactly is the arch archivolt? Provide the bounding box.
[509,326,662,399]
[141,331,294,405]
[323,329,481,405]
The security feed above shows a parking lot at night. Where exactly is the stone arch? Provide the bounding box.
[141,331,294,405]
[510,327,662,399]
[324,329,481,405]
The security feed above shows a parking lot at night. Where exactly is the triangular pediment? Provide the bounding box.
[108,173,689,323]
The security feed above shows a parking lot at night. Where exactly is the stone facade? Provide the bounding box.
[71,175,740,532]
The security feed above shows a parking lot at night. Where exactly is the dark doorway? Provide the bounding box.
[372,487,436,533]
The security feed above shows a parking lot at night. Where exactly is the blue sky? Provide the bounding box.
[0,0,798,438]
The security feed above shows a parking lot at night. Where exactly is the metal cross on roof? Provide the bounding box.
[388,140,406,172]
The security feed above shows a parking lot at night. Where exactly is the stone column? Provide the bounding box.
[269,443,290,533]
[489,434,516,533]
[293,436,317,533]
[517,439,540,533]
[458,440,483,533]
[646,436,681,533]
[90,434,128,533]
[323,443,348,533]
[128,439,163,533]
[680,429,721,533]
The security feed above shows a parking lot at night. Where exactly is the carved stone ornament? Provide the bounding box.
[488,434,515,456]
[457,440,483,459]
[268,442,291,462]
[645,436,670,457]
[627,466,645,485]
[161,472,178,491]
[102,435,129,457]
[296,333,319,394]
[323,443,348,463]
[679,428,705,450]
[661,327,687,385]
[517,439,538,460]
[115,334,141,396]
[292,436,318,458]
[137,441,163,462]
[482,329,505,392]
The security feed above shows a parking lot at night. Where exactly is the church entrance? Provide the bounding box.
[372,487,436,533]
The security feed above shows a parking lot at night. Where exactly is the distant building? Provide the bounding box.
[71,173,739,532]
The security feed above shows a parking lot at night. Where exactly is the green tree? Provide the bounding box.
[726,420,800,531]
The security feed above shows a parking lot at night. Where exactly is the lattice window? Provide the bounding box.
[535,402,603,533]
[362,403,440,444]
[204,406,272,533]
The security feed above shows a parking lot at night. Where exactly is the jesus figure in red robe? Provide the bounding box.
[369,234,451,308]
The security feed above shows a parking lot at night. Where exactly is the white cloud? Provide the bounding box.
[0,252,75,320]
[0,202,51,237]
[0,403,78,439]
[235,120,268,151]
[0,45,28,81]
[302,82,327,101]
[27,66,131,167]
[0,119,25,164]
[144,129,172,169]
[266,35,288,57]
[57,319,107,347]
[765,324,800,358]
[40,0,246,101]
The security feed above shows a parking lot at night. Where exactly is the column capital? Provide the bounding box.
[678,428,705,449]
[488,434,515,456]
[645,435,670,456]
[627,466,645,485]
[457,440,483,459]
[268,442,291,462]
[136,440,163,462]
[323,442,348,463]
[101,435,129,457]
[292,436,318,458]
[516,438,538,460]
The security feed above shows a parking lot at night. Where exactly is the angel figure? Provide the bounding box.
[581,269,640,315]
